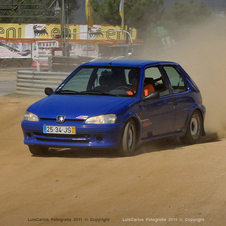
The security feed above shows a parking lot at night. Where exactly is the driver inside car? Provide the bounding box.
[127,69,155,96]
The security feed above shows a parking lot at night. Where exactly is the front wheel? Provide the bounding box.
[118,119,137,156]
[180,110,202,145]
[29,146,49,156]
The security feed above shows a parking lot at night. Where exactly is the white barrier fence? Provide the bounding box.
[16,71,69,95]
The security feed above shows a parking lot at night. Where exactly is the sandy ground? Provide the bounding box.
[0,95,225,226]
[1,18,226,226]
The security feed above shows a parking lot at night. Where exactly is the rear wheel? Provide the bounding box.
[180,110,202,145]
[119,119,137,156]
[29,146,49,156]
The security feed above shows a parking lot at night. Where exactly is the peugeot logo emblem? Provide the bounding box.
[56,116,66,123]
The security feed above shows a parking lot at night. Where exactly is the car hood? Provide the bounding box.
[27,94,131,119]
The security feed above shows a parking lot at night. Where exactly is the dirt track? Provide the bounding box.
[1,18,226,226]
[0,94,226,226]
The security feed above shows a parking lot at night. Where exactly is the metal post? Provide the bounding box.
[66,0,69,57]
[121,7,124,42]
[87,1,90,57]
[60,7,62,47]
[61,0,65,55]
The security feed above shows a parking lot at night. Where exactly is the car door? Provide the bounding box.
[161,65,193,133]
[140,66,176,139]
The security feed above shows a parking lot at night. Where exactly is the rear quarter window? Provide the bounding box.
[163,66,188,94]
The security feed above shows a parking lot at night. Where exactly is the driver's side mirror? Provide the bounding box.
[45,87,53,96]
[143,91,160,101]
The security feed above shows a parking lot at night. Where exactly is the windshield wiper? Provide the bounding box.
[80,91,117,96]
[55,90,80,94]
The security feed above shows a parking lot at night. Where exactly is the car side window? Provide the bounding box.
[145,67,170,97]
[163,66,188,93]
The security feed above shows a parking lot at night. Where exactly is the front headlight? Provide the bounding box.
[85,114,116,124]
[24,111,39,122]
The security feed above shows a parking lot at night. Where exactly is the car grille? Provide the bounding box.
[33,132,90,143]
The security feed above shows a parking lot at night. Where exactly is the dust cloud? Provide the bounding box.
[158,18,226,137]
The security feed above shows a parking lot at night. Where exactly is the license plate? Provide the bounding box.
[43,125,76,134]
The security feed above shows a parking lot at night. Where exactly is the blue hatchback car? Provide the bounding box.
[21,60,206,156]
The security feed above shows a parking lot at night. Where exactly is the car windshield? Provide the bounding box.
[102,47,128,57]
[55,66,141,97]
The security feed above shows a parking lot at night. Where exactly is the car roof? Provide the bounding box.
[83,59,178,68]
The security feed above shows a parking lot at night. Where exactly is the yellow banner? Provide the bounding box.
[0,23,24,38]
[0,23,136,41]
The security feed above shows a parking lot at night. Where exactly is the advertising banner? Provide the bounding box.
[0,43,31,58]
[0,23,137,40]
[0,23,137,61]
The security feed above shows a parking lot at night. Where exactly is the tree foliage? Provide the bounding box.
[0,0,212,42]
[91,0,164,40]
[91,0,212,40]
[125,0,164,29]
[0,0,80,23]
[161,0,212,38]
[91,0,121,26]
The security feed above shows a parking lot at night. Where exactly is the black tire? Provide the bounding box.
[118,119,137,156]
[29,146,49,156]
[180,110,202,145]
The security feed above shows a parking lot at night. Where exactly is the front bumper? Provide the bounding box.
[21,120,124,149]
